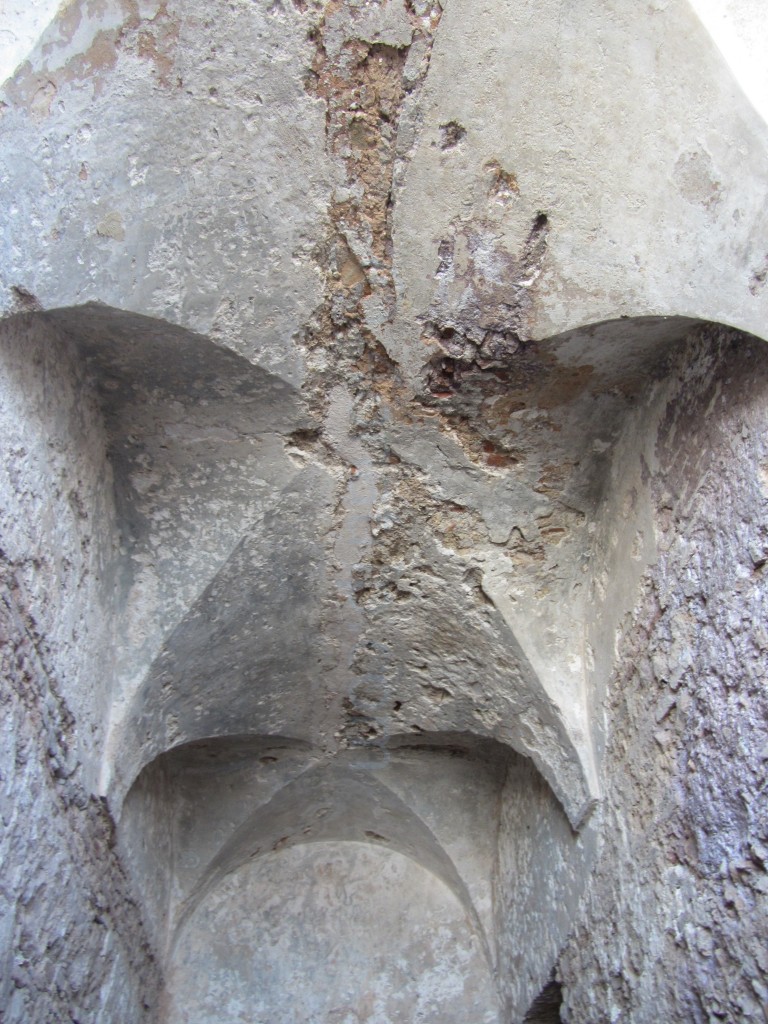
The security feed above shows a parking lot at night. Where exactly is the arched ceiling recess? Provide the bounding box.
[122,733,525,975]
[39,301,592,826]
[11,297,751,831]
[39,304,748,832]
[109,505,590,824]
[172,759,495,970]
[164,840,502,1024]
[1,299,590,828]
[36,303,320,778]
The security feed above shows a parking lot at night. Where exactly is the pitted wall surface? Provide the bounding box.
[1,2,767,1022]
[0,315,158,1021]
[559,328,768,1022]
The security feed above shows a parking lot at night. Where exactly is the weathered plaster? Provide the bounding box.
[0,0,331,383]
[388,0,768,383]
[166,842,500,1024]
[0,0,64,85]
[1,1,767,1022]
[690,0,768,124]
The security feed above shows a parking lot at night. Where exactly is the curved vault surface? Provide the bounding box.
[41,301,625,825]
[5,269,763,1024]
[166,842,501,1024]
[385,0,768,386]
[2,0,767,827]
[3,0,768,377]
[2,1,768,1021]
[122,734,532,1023]
[3,307,764,1022]
[5,301,603,827]
[30,304,732,828]
[101,309,749,1023]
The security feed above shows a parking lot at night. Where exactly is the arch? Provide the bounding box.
[170,759,495,971]
[120,727,586,1023]
[10,303,755,833]
[29,303,315,795]
[164,840,502,1024]
[8,304,755,829]
[3,301,598,829]
[92,310,766,833]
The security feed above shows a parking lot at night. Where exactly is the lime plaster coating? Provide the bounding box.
[1,1,767,1022]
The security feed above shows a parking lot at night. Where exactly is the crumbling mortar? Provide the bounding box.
[291,1,453,745]
[295,0,547,516]
[422,211,551,400]
[297,0,443,408]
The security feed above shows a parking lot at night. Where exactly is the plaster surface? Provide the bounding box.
[0,0,64,85]
[165,842,500,1024]
[689,0,768,123]
[1,1,767,1022]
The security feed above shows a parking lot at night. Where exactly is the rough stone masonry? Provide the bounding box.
[0,1,767,1022]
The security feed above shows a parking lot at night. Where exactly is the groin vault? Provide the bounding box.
[1,2,767,1022]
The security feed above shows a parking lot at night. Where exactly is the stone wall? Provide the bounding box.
[559,327,768,1022]
[496,756,597,1022]
[0,314,159,1022]
[1,2,768,1022]
[0,314,120,783]
[0,593,158,1021]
